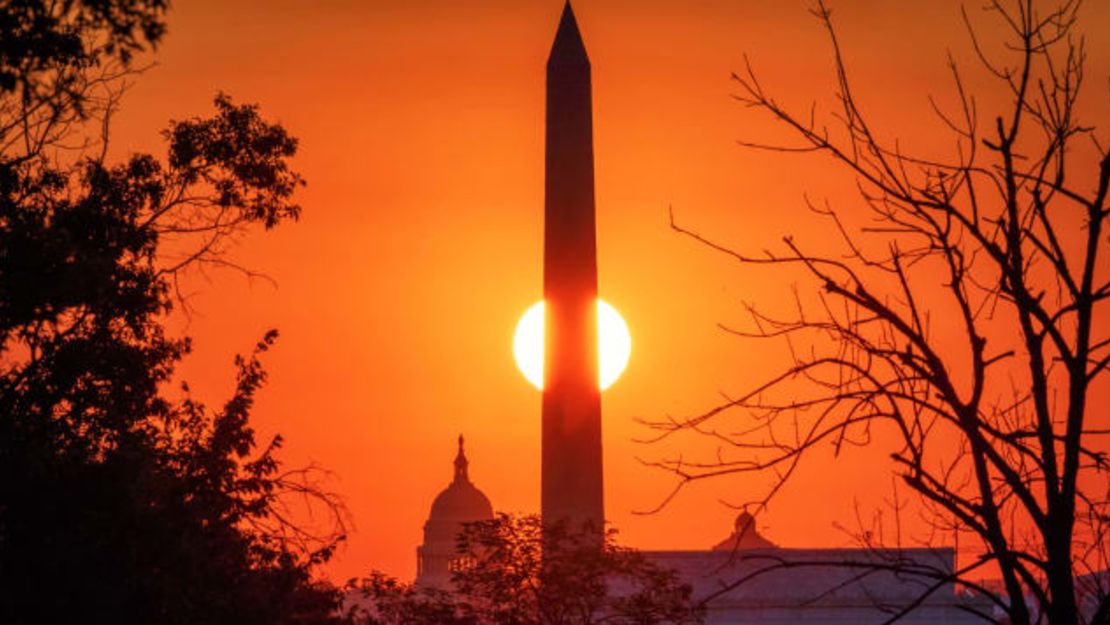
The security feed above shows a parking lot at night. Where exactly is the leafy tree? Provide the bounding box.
[655,1,1110,624]
[350,514,703,625]
[0,2,345,623]
[345,572,477,625]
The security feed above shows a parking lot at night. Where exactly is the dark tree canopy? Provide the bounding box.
[0,1,342,623]
[349,514,704,625]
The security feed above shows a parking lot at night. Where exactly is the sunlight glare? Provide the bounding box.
[512,299,631,391]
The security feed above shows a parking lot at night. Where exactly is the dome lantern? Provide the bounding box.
[453,434,468,483]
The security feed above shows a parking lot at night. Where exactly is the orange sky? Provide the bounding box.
[109,0,1110,582]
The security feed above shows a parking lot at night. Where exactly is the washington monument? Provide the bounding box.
[542,2,604,531]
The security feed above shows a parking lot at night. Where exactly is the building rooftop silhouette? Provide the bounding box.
[710,511,776,551]
[407,436,990,623]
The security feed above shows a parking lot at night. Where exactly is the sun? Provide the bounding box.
[512,299,631,391]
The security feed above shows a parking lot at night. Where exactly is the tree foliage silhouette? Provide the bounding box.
[0,2,345,623]
[349,514,703,625]
[348,572,476,625]
[653,1,1110,624]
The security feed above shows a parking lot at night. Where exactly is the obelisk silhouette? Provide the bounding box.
[542,1,603,533]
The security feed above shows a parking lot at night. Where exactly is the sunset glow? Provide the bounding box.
[76,0,1110,587]
[512,299,631,391]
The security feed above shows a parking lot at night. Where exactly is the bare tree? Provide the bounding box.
[651,1,1110,624]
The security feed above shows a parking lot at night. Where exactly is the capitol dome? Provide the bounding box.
[427,462,492,523]
[415,435,494,587]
